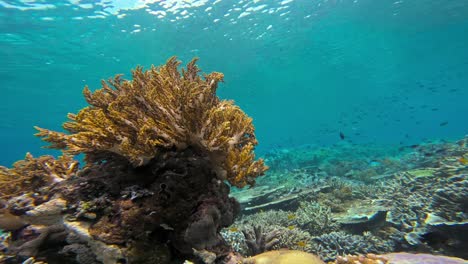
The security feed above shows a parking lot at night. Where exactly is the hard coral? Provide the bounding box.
[0,153,78,199]
[35,57,267,187]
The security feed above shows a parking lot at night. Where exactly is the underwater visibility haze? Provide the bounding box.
[0,0,468,263]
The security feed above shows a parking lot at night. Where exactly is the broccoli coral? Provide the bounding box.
[34,57,267,187]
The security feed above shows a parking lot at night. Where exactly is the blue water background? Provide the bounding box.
[1,0,468,166]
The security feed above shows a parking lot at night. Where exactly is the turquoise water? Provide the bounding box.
[1,0,468,166]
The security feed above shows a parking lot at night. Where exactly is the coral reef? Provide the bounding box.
[1,57,268,264]
[242,225,280,255]
[35,57,267,188]
[224,136,468,262]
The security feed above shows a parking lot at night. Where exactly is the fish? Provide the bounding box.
[439,121,449,126]
[287,213,296,220]
[339,132,345,140]
[287,225,296,230]
[229,227,239,232]
[459,157,468,165]
[296,241,307,247]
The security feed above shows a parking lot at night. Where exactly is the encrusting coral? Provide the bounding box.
[34,56,267,188]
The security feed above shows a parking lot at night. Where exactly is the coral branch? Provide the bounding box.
[34,57,267,187]
[0,153,78,199]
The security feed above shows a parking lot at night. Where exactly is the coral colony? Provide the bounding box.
[0,58,467,264]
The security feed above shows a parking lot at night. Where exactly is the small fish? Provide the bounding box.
[339,132,345,140]
[287,225,295,230]
[439,121,449,126]
[296,241,307,247]
[287,213,296,220]
[459,157,468,165]
[229,227,239,232]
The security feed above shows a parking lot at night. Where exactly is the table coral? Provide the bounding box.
[35,57,267,187]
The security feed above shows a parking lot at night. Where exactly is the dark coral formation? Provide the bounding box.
[64,148,241,260]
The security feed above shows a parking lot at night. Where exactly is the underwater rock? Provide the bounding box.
[233,185,285,207]
[64,220,125,264]
[63,148,240,260]
[9,224,67,259]
[421,221,468,259]
[22,197,67,226]
[339,211,388,234]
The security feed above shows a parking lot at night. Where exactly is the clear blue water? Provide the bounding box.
[1,0,468,166]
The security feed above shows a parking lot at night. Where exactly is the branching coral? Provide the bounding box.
[0,153,78,199]
[242,225,280,255]
[34,57,267,187]
[293,201,339,236]
[312,231,395,262]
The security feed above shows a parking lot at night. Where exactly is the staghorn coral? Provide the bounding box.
[312,231,395,262]
[34,57,267,187]
[237,209,291,227]
[242,225,281,256]
[0,153,78,199]
[293,201,339,236]
[431,174,468,221]
[223,223,315,256]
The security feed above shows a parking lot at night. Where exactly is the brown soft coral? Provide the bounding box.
[0,153,78,199]
[35,57,267,187]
